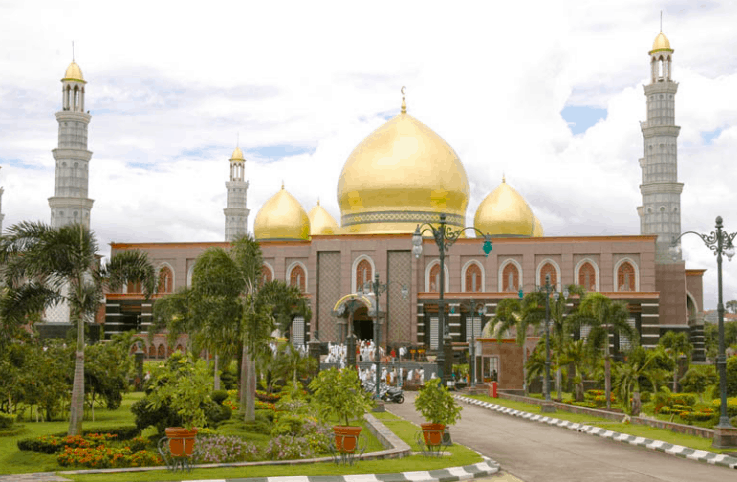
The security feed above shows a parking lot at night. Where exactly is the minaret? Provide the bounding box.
[224,146,249,241]
[637,30,683,263]
[48,60,94,229]
[0,167,4,232]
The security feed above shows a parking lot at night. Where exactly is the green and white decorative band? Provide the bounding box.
[341,210,464,228]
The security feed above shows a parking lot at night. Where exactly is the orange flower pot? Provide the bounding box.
[420,423,445,446]
[333,426,362,453]
[165,427,198,457]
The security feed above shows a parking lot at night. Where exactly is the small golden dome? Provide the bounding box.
[532,215,544,237]
[62,61,85,82]
[308,200,339,235]
[254,186,310,241]
[337,111,469,234]
[230,147,245,161]
[474,178,535,237]
[650,32,672,53]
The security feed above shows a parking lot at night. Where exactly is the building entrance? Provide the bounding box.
[351,306,374,341]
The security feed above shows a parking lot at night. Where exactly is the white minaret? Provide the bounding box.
[637,30,683,263]
[224,146,249,241]
[48,60,94,229]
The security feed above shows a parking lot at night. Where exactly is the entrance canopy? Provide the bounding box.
[333,293,374,316]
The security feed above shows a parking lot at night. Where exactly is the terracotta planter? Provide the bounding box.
[165,427,198,457]
[333,426,362,453]
[420,423,445,446]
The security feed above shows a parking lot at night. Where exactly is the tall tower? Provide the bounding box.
[0,167,4,233]
[637,31,683,263]
[48,61,94,229]
[224,146,249,241]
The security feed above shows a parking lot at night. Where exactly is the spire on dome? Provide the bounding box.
[401,86,407,114]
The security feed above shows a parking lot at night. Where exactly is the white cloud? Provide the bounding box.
[1,0,736,309]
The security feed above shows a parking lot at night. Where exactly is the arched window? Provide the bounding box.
[356,259,372,292]
[464,263,482,292]
[290,264,306,293]
[158,266,173,293]
[578,262,597,292]
[618,262,636,292]
[176,345,184,353]
[429,264,441,293]
[539,262,557,288]
[157,345,165,359]
[148,345,156,359]
[261,263,273,285]
[502,263,519,292]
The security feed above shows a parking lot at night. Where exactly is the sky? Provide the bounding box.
[0,0,736,311]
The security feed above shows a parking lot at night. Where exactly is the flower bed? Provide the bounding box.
[57,445,162,468]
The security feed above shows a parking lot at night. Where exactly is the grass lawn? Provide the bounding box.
[67,413,484,482]
[0,392,145,475]
[2,391,483,481]
[467,394,734,454]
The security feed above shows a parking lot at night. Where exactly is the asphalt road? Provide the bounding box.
[387,391,734,482]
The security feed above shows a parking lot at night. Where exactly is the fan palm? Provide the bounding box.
[0,221,155,435]
[658,331,692,393]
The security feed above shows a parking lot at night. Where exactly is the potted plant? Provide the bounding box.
[414,377,463,446]
[147,353,213,457]
[309,367,373,453]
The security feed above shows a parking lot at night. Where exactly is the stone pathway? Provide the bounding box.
[0,473,71,482]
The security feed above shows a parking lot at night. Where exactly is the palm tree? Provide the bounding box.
[613,345,669,415]
[561,339,587,401]
[658,331,692,393]
[572,292,638,410]
[0,221,155,435]
[548,285,584,400]
[151,235,308,421]
[491,296,545,393]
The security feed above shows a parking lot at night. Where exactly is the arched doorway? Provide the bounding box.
[352,306,374,341]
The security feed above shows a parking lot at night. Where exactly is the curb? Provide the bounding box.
[455,394,737,470]
[164,458,500,482]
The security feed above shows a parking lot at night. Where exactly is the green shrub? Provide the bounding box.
[131,397,182,435]
[680,408,715,423]
[205,400,232,427]
[679,365,717,394]
[0,413,14,429]
[17,435,61,453]
[711,396,737,419]
[271,413,306,437]
[82,426,139,440]
[211,390,229,405]
[640,391,652,403]
[255,408,275,423]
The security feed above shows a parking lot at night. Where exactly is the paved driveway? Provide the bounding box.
[387,391,733,482]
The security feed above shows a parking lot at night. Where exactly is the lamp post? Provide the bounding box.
[412,213,492,385]
[463,299,485,388]
[670,216,736,443]
[367,273,409,401]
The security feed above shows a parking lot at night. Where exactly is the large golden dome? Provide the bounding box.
[650,32,672,53]
[474,178,536,237]
[337,107,469,234]
[308,200,339,236]
[62,61,85,83]
[532,215,544,237]
[254,185,310,241]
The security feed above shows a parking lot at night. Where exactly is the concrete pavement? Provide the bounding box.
[388,391,734,482]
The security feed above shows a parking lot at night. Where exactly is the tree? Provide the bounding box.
[151,234,309,422]
[0,221,155,435]
[658,331,692,393]
[546,285,585,400]
[726,300,737,314]
[571,293,637,410]
[613,346,668,415]
[490,298,538,393]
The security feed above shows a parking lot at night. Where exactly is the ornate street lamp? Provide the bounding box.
[412,213,492,384]
[463,299,485,388]
[366,273,408,401]
[670,216,736,441]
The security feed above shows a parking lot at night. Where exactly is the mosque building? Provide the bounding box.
[95,30,705,364]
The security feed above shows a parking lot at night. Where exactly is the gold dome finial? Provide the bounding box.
[281,180,285,189]
[401,86,406,114]
[502,173,506,183]
[316,197,320,206]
